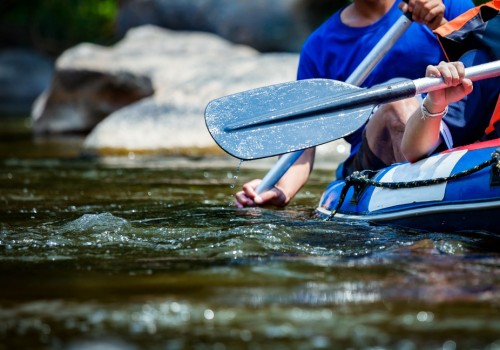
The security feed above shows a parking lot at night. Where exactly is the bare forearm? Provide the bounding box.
[275,148,315,203]
[402,61,474,163]
[401,105,442,162]
[235,148,315,208]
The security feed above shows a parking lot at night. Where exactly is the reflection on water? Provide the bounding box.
[1,117,500,350]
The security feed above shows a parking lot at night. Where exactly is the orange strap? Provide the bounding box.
[434,1,500,61]
[485,95,500,135]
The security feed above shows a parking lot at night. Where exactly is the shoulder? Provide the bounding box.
[306,10,343,41]
[300,11,344,56]
[297,12,343,80]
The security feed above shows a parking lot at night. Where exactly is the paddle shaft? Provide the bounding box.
[256,13,413,193]
[258,60,500,132]
[239,59,498,166]
[414,60,500,93]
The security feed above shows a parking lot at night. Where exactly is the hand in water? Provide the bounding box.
[235,179,287,208]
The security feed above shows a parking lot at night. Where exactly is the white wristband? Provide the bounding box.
[421,98,448,120]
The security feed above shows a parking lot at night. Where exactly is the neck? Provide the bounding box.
[341,0,396,27]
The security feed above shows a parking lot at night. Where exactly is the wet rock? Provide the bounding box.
[83,49,299,152]
[30,25,353,158]
[33,69,153,134]
[32,25,299,152]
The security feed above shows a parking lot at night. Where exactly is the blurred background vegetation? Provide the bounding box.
[0,0,118,57]
[0,0,491,58]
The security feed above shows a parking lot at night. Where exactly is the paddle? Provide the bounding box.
[205,60,500,160]
[207,4,413,192]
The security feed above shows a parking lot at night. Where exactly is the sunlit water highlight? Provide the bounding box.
[1,118,500,350]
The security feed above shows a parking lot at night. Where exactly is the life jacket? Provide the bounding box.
[434,1,500,139]
[485,95,500,138]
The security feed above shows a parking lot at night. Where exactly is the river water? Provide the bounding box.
[1,117,499,350]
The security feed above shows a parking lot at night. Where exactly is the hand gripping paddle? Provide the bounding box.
[205,60,500,160]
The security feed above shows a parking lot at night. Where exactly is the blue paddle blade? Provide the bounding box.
[205,79,374,160]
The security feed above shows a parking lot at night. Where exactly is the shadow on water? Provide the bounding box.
[1,117,500,350]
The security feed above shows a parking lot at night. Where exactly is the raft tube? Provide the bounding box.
[316,139,500,233]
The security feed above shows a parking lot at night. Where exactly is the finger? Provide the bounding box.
[398,2,409,13]
[238,179,262,204]
[235,191,255,207]
[404,0,415,11]
[411,0,430,23]
[424,6,445,29]
[423,0,445,22]
[411,5,424,23]
[242,179,260,195]
[436,62,460,86]
[257,186,288,207]
[462,78,474,94]
[452,61,466,79]
[447,78,473,104]
[426,14,443,30]
[256,189,279,205]
[411,0,445,28]
[424,7,441,23]
[447,62,466,86]
[426,64,442,78]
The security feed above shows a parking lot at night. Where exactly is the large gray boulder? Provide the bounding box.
[32,25,300,153]
[85,27,300,153]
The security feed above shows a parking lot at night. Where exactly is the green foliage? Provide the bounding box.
[0,0,493,57]
[1,0,117,56]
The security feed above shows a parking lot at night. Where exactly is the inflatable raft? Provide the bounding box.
[316,139,500,233]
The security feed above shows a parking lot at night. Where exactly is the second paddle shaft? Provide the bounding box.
[414,60,500,94]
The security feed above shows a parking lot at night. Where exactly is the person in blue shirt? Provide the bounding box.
[235,0,474,208]
[402,1,500,159]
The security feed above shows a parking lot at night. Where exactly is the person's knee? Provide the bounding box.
[365,103,405,142]
[377,98,418,130]
[365,98,419,164]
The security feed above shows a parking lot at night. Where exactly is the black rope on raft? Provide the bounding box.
[327,149,500,221]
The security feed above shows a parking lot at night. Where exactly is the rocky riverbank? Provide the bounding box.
[1,0,348,160]
[33,26,300,154]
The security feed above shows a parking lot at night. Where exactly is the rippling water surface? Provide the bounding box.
[1,118,500,350]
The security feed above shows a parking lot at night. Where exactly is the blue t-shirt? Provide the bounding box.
[297,0,475,150]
